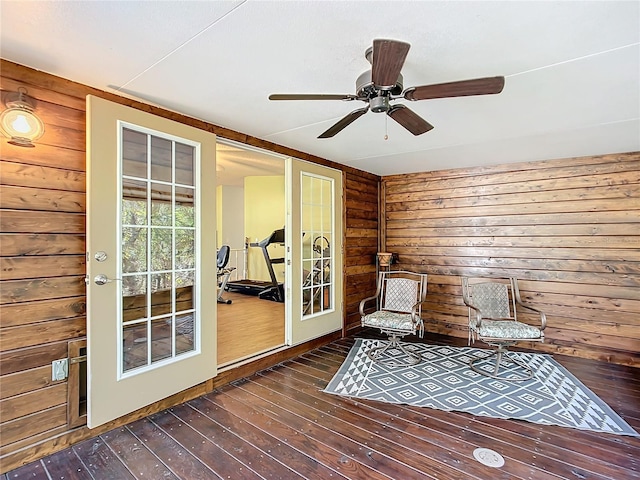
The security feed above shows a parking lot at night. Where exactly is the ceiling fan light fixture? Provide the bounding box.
[370,95,389,113]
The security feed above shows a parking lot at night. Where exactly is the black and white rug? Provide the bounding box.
[323,339,638,436]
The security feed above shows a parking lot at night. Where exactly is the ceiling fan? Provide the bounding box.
[269,39,505,139]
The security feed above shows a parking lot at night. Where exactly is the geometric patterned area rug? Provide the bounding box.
[323,338,639,437]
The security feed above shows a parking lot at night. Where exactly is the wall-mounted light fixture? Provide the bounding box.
[0,87,45,147]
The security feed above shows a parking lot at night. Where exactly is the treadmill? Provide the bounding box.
[225,228,285,303]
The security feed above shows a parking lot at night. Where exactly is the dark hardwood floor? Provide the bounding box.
[5,333,640,479]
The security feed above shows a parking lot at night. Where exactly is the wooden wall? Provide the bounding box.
[383,152,640,366]
[0,67,87,464]
[344,174,379,332]
[0,60,379,472]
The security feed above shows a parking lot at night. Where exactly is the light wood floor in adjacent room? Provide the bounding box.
[216,291,285,366]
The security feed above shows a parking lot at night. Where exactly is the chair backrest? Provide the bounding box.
[379,271,428,314]
[462,277,516,320]
[217,245,230,269]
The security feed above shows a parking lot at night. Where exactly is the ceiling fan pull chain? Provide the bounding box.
[384,113,389,141]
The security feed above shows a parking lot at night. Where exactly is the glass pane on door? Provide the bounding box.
[120,127,197,375]
[301,173,333,317]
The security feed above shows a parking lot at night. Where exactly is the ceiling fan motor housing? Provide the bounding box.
[356,70,404,105]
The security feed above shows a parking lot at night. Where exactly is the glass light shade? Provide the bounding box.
[0,106,45,147]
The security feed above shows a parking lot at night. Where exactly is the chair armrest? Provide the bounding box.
[465,303,484,329]
[410,300,425,320]
[461,280,482,327]
[359,295,379,317]
[410,300,427,338]
[511,277,547,331]
[516,301,547,331]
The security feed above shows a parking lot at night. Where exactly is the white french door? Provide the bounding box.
[287,159,343,345]
[86,96,217,428]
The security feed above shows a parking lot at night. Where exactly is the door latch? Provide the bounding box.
[94,274,121,285]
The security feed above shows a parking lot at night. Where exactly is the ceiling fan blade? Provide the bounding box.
[318,107,369,138]
[269,94,357,101]
[404,76,505,101]
[371,39,410,89]
[387,105,434,136]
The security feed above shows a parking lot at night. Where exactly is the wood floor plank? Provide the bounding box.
[40,447,92,480]
[100,427,179,480]
[126,418,220,480]
[149,407,265,479]
[234,376,475,479]
[216,383,408,479]
[185,397,345,480]
[203,389,392,479]
[71,437,134,479]
[3,460,46,479]
[439,410,640,478]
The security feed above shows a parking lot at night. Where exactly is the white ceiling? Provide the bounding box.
[216,140,285,187]
[1,1,638,180]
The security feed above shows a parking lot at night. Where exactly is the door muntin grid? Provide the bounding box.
[119,124,200,377]
[301,173,334,318]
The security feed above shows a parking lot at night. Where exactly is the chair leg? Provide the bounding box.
[366,340,394,361]
[493,350,503,376]
[366,333,422,366]
[470,345,533,381]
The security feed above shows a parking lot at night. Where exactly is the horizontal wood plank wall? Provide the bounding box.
[0,65,88,467]
[0,59,379,472]
[383,152,640,366]
[344,173,379,332]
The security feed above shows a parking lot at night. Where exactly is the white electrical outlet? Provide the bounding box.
[52,359,68,381]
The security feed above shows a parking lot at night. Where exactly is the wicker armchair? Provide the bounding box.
[461,277,547,381]
[360,271,428,366]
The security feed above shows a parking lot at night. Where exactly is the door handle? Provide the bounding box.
[94,274,121,285]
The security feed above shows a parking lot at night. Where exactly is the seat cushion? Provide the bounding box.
[362,311,415,332]
[478,320,542,339]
